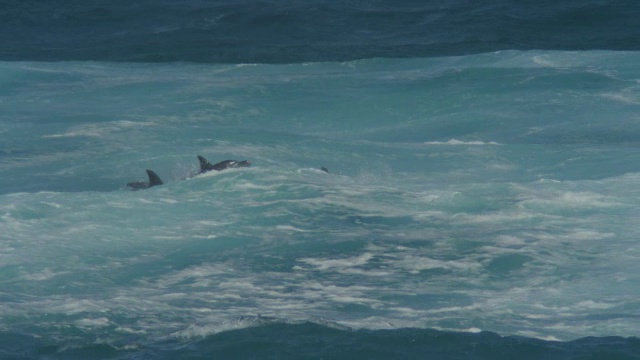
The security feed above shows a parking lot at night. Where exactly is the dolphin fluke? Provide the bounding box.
[127,169,163,190]
[197,155,251,173]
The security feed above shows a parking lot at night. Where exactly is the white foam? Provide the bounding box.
[298,253,373,271]
[300,282,382,307]
[536,191,623,208]
[388,307,429,317]
[532,55,560,68]
[573,300,614,310]
[172,315,282,339]
[401,254,482,274]
[41,120,156,138]
[422,306,478,315]
[21,268,68,281]
[515,331,561,342]
[424,139,501,146]
[463,327,483,334]
[601,92,640,105]
[154,264,232,288]
[75,317,110,328]
[451,211,539,224]
[276,225,310,232]
[47,299,108,315]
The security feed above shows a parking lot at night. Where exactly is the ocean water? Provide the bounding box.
[2,2,640,360]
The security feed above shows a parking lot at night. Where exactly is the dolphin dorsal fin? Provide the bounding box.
[197,155,215,172]
[146,169,163,187]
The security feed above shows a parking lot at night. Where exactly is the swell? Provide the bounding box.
[3,322,639,359]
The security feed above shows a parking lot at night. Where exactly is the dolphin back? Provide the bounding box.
[212,160,251,171]
[126,181,149,190]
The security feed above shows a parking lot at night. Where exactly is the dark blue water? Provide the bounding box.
[2,0,640,63]
[3,323,640,360]
[2,1,640,359]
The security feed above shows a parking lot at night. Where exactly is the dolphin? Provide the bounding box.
[320,166,329,173]
[197,155,251,174]
[127,169,163,190]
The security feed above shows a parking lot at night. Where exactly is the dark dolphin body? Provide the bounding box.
[320,166,329,173]
[127,169,163,190]
[197,155,251,174]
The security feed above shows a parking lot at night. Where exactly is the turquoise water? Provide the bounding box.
[1,51,640,357]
